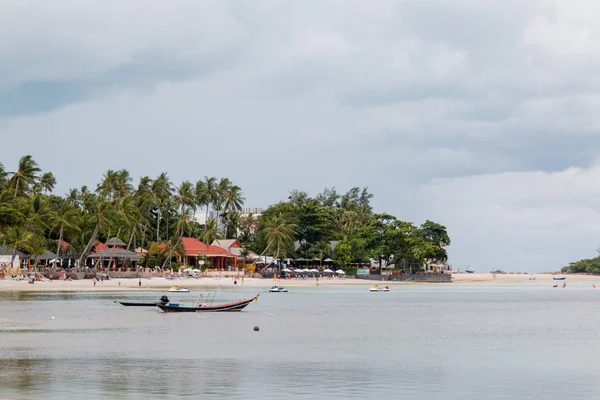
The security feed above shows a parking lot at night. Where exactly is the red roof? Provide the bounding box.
[92,242,109,252]
[57,239,70,249]
[181,237,228,256]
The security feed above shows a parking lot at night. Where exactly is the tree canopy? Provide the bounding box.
[0,156,451,271]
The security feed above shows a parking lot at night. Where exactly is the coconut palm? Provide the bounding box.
[0,162,7,191]
[50,202,81,258]
[9,155,41,197]
[263,213,296,260]
[223,184,245,236]
[4,226,32,267]
[39,172,56,194]
[213,178,231,230]
[77,201,121,266]
[200,218,221,261]
[149,173,172,242]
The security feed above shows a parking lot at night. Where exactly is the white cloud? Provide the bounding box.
[414,166,600,272]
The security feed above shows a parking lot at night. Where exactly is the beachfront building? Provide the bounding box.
[87,237,141,270]
[212,239,259,270]
[180,237,237,270]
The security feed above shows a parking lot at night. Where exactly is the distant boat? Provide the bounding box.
[168,286,190,292]
[369,285,390,292]
[552,277,566,281]
[465,268,474,274]
[269,286,288,293]
[528,276,536,280]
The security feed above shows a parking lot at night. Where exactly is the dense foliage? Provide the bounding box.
[561,256,600,274]
[0,155,451,270]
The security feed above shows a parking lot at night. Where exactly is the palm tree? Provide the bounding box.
[213,178,231,231]
[77,201,120,266]
[310,241,332,267]
[9,155,41,197]
[4,226,32,267]
[39,172,56,194]
[50,202,81,258]
[238,213,258,242]
[176,181,195,220]
[262,214,296,262]
[114,169,133,204]
[149,173,172,242]
[0,162,7,192]
[197,176,217,227]
[201,218,221,262]
[223,184,245,236]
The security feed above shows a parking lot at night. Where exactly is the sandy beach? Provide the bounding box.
[0,272,596,292]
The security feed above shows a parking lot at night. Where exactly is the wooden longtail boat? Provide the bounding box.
[157,295,259,313]
[118,296,170,307]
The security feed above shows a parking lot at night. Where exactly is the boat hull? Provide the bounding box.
[157,296,259,313]
[119,301,165,307]
[369,289,389,292]
[553,277,566,281]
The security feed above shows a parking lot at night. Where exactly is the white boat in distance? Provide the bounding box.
[168,286,190,293]
[269,286,288,293]
[369,285,390,292]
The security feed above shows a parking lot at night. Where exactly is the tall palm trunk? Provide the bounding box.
[78,224,100,267]
[56,225,64,259]
[161,235,182,270]
[13,178,19,197]
[10,246,17,268]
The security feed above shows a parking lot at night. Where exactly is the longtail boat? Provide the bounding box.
[157,295,259,313]
[118,295,170,307]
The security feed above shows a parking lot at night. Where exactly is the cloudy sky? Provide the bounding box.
[2,0,600,272]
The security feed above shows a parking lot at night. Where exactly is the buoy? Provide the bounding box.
[253,326,260,331]
[51,316,55,320]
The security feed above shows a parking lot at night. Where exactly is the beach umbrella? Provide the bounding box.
[323,268,334,273]
[336,269,346,274]
[281,268,292,272]
[324,258,333,263]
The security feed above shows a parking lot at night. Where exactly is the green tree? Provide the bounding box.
[8,155,41,197]
[4,226,32,266]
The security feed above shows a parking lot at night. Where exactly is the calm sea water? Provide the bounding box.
[0,282,599,399]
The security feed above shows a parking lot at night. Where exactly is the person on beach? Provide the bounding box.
[138,279,141,287]
[93,279,96,287]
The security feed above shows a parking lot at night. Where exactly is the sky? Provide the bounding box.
[2,0,600,273]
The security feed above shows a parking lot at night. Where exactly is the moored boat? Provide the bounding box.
[168,286,190,292]
[369,285,390,292]
[269,286,288,293]
[118,295,170,307]
[553,277,566,281]
[157,295,259,313]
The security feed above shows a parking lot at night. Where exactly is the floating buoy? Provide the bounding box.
[253,326,260,331]
[51,316,55,320]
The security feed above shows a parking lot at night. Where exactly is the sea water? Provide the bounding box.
[0,283,598,399]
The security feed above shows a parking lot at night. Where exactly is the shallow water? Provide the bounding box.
[0,284,599,399]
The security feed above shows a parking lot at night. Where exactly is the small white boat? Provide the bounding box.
[369,285,390,292]
[168,286,190,293]
[269,286,288,293]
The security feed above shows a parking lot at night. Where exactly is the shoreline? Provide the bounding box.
[0,273,596,292]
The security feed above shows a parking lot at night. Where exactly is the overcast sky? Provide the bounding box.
[2,0,600,272]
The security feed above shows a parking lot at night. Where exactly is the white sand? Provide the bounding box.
[0,272,595,292]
